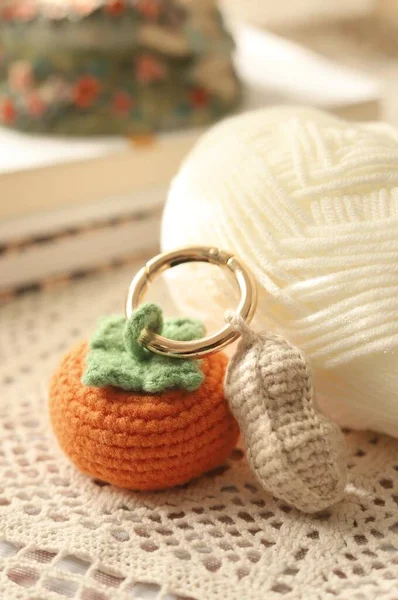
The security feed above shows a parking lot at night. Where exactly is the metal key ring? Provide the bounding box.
[125,246,258,359]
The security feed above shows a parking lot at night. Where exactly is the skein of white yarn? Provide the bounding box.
[161,107,398,438]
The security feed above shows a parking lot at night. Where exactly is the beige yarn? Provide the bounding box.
[225,320,347,513]
[1,263,398,600]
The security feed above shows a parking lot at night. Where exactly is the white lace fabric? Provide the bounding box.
[0,262,398,600]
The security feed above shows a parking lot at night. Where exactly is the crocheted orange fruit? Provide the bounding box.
[49,342,239,490]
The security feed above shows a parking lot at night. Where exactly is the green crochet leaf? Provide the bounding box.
[82,303,205,393]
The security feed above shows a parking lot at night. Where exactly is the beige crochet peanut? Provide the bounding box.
[225,326,347,513]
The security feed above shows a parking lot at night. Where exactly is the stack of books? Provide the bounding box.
[0,25,380,297]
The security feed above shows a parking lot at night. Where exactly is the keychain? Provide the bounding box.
[49,246,347,513]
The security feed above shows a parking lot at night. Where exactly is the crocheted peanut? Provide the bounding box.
[50,340,239,490]
[225,325,347,513]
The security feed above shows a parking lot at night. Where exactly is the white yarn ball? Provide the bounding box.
[162,106,398,437]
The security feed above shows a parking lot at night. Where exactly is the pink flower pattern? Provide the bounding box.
[136,55,167,84]
[8,1,37,21]
[8,61,34,91]
[112,91,133,114]
[1,98,17,124]
[72,75,101,108]
[135,0,161,20]
[27,93,46,117]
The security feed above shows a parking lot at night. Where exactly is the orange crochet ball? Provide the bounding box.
[49,342,239,490]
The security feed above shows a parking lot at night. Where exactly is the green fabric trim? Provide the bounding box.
[82,303,205,393]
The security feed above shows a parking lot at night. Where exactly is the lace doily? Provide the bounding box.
[1,262,398,600]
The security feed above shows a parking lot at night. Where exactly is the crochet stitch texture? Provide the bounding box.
[50,342,239,490]
[2,264,398,600]
[225,325,347,513]
[82,303,205,393]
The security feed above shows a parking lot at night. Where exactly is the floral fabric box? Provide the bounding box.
[0,0,240,135]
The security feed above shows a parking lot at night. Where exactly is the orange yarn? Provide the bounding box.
[49,342,239,490]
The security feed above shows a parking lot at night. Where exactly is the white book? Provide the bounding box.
[0,128,199,222]
[0,188,164,294]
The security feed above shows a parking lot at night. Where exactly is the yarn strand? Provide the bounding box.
[162,106,398,436]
